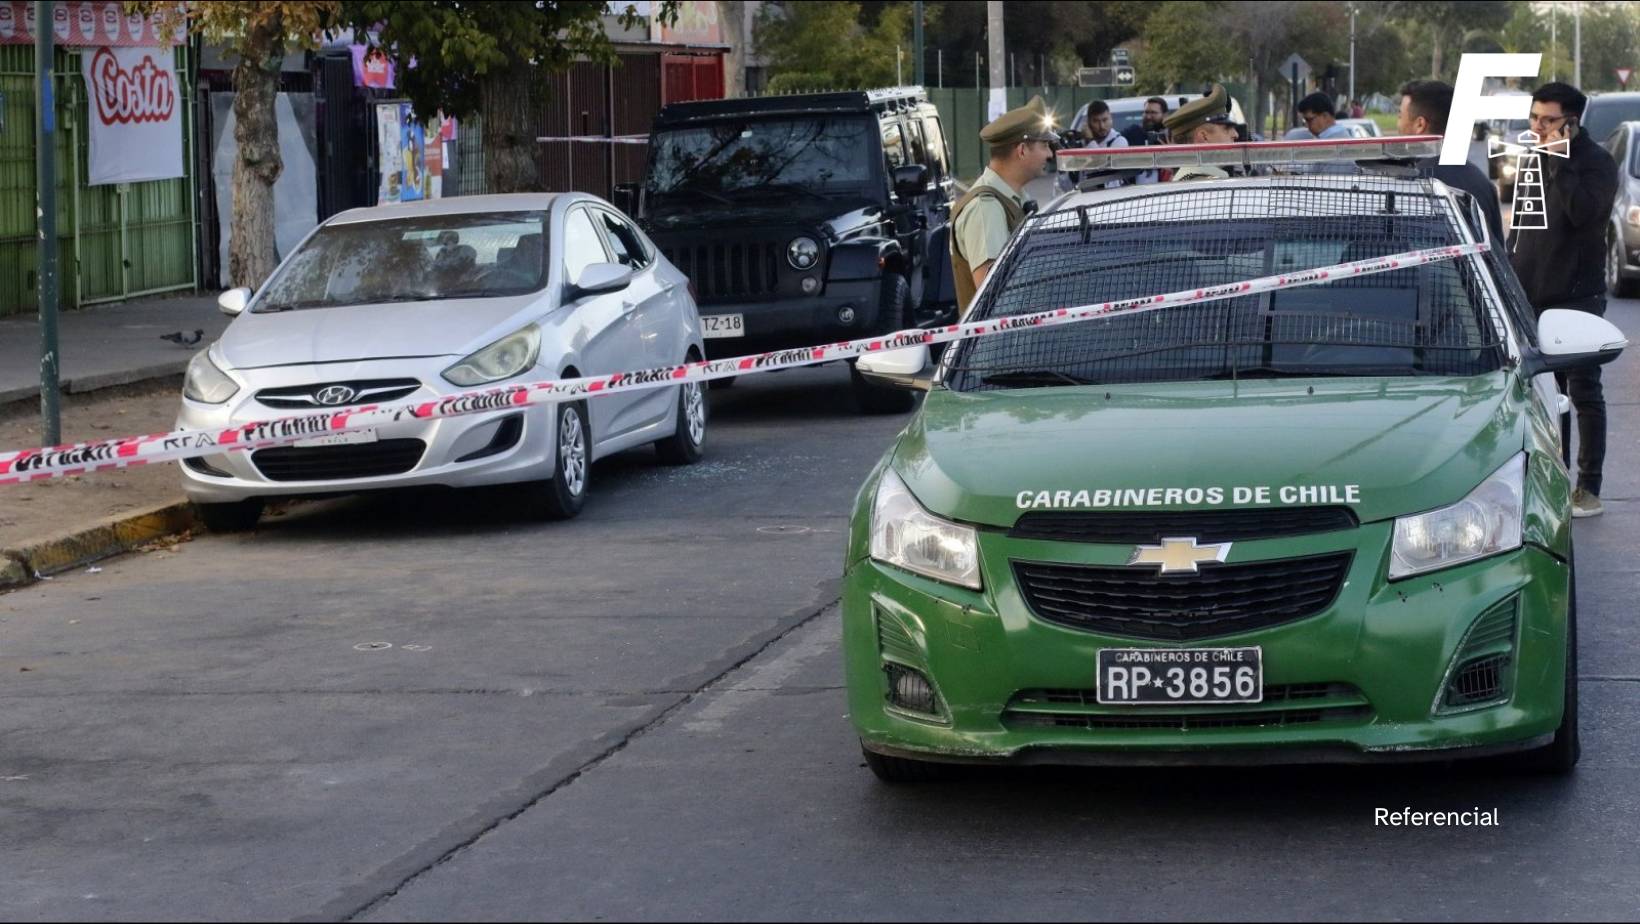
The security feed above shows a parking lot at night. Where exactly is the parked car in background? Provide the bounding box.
[1337,118,1381,137]
[1602,120,1640,297]
[179,194,708,531]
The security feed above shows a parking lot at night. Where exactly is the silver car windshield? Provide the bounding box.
[255,211,550,312]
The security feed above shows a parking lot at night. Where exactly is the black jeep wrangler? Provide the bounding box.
[619,87,957,413]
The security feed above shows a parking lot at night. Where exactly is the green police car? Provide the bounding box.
[844,149,1627,781]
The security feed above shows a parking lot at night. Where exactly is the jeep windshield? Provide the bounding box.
[948,179,1511,391]
[645,116,878,206]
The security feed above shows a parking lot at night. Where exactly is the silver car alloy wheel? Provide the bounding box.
[1609,235,1624,293]
[684,382,706,446]
[559,406,587,497]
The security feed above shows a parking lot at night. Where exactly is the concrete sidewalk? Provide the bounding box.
[0,293,230,406]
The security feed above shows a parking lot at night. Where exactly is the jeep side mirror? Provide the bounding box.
[565,262,634,302]
[217,287,251,316]
[1521,308,1628,377]
[893,164,930,201]
[613,183,640,217]
[855,345,933,392]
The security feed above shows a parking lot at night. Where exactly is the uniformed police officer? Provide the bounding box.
[951,95,1056,317]
[1164,83,1239,182]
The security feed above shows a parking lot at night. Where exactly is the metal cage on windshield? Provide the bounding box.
[948,171,1515,392]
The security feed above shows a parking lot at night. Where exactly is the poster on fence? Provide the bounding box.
[80,45,184,185]
[376,102,442,203]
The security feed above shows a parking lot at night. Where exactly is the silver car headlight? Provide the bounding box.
[442,324,542,387]
[869,468,981,590]
[183,349,239,404]
[787,236,820,271]
[1389,453,1524,580]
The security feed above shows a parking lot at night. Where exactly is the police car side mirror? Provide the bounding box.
[893,164,930,201]
[217,287,251,316]
[565,263,634,302]
[1521,308,1628,376]
[856,345,933,392]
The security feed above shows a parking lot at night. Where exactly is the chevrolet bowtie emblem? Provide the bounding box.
[1488,129,1570,160]
[1128,537,1232,575]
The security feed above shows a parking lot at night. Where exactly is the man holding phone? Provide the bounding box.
[1509,82,1620,517]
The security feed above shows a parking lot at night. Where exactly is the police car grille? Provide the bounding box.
[1009,506,1358,544]
[1012,552,1352,641]
[252,439,426,482]
[663,241,780,301]
[1002,683,1372,731]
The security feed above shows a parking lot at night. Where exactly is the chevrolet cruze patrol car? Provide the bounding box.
[844,139,1627,781]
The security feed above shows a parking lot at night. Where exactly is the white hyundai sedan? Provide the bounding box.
[178,193,707,531]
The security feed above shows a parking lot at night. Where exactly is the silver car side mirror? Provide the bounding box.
[217,287,251,316]
[568,262,634,301]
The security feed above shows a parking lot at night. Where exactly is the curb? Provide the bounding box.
[0,500,199,592]
[0,361,189,408]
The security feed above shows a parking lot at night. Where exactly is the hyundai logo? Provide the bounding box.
[315,385,358,406]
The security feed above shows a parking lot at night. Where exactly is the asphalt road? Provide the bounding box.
[3,297,1639,920]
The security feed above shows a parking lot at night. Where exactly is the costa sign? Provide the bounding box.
[88,46,176,125]
[80,46,184,185]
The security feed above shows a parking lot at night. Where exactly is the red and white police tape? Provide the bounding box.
[0,241,1490,486]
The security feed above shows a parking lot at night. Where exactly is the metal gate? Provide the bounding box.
[0,43,198,317]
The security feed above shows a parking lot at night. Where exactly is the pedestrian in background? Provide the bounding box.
[1397,79,1506,245]
[1509,81,1620,517]
[1065,100,1128,191]
[1284,92,1352,140]
[951,96,1056,317]
[1121,97,1169,184]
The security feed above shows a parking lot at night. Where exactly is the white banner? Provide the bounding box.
[81,46,184,185]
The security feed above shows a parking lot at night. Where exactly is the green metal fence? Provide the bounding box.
[926,84,1253,184]
[0,44,197,317]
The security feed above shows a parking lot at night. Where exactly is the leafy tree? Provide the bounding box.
[756,1,910,93]
[1134,1,1239,93]
[1386,0,1512,79]
[132,1,340,289]
[339,2,677,195]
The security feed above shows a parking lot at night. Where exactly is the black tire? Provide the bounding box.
[1607,233,1640,298]
[862,746,951,783]
[521,401,589,520]
[1506,547,1580,774]
[655,370,707,466]
[194,498,264,533]
[851,274,918,415]
[708,376,736,390]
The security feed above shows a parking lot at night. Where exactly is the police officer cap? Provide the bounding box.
[980,95,1057,145]
[1164,83,1235,138]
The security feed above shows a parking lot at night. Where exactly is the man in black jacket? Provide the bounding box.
[1509,82,1620,517]
[1398,80,1506,246]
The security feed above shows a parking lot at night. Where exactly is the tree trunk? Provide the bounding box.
[1430,24,1443,79]
[229,15,284,291]
[482,63,544,194]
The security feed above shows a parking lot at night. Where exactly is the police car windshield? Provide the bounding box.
[950,180,1508,390]
[646,116,877,202]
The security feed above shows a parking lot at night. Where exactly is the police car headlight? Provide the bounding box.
[1389,454,1524,580]
[442,324,542,387]
[870,469,981,590]
[787,236,820,271]
[183,349,239,404]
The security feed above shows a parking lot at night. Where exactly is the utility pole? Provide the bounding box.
[1574,1,1582,89]
[1551,4,1557,82]
[897,45,903,86]
[986,1,1005,121]
[1348,3,1357,110]
[35,0,60,446]
[913,0,925,87]
[937,48,942,88]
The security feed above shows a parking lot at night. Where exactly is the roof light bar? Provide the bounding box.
[1057,135,1443,174]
